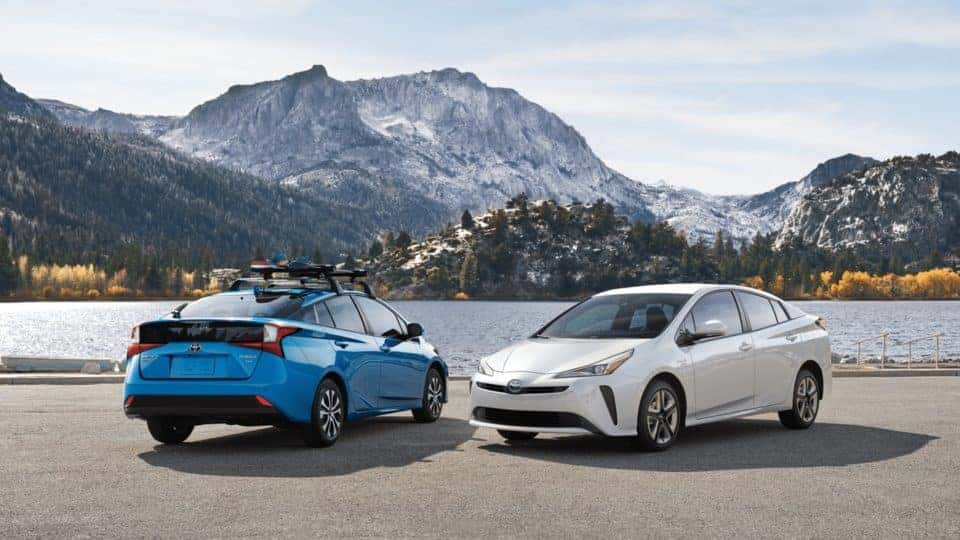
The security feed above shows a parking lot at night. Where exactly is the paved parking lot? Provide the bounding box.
[1,378,958,537]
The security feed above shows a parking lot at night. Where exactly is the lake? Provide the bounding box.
[1,300,957,375]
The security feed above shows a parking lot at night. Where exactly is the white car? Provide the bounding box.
[469,284,831,451]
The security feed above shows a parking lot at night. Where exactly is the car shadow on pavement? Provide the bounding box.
[478,419,937,471]
[138,416,476,478]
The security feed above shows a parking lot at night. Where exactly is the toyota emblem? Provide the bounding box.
[506,379,523,394]
[189,343,201,353]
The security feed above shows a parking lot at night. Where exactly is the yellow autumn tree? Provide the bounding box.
[741,276,764,290]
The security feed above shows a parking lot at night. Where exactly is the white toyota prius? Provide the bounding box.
[469,284,831,451]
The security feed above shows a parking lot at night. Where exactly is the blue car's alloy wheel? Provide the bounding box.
[412,368,444,423]
[303,379,345,447]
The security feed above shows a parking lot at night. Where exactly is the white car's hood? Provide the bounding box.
[486,338,647,374]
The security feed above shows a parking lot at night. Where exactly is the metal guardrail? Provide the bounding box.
[856,333,889,367]
[856,332,944,369]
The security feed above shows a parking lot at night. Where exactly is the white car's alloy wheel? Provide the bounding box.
[796,375,818,424]
[646,388,680,445]
[637,380,682,451]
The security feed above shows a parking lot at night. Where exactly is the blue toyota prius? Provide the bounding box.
[123,262,447,447]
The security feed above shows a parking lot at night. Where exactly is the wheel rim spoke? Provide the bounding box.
[646,388,679,444]
[796,376,818,423]
[318,387,342,439]
[425,375,443,417]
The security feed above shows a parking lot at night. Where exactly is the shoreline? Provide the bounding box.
[4,296,960,303]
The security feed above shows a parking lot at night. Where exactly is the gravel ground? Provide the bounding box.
[1,378,958,538]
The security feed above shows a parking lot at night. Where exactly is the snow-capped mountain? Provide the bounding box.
[736,154,878,231]
[36,99,176,137]
[775,152,960,259]
[1,74,54,121]
[156,65,664,231]
[35,65,875,243]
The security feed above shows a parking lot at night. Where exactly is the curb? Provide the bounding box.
[833,368,960,378]
[0,374,126,385]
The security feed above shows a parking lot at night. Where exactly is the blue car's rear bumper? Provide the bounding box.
[123,353,316,424]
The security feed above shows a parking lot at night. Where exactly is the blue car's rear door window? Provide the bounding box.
[325,296,365,334]
[315,302,335,327]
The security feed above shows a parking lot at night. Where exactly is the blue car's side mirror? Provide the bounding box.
[406,322,423,338]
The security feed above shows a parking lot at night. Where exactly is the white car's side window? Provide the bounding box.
[736,292,778,331]
[690,291,743,337]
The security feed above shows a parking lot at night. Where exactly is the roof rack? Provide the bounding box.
[244,259,375,297]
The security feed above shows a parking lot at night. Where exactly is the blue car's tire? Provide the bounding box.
[412,368,444,423]
[147,417,193,445]
[302,378,345,448]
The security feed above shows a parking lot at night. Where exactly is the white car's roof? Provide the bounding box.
[595,283,731,296]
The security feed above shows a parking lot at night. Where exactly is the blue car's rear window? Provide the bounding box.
[178,293,304,319]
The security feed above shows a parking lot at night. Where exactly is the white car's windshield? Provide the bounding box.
[536,293,691,339]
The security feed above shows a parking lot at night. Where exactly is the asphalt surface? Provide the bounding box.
[1,378,957,538]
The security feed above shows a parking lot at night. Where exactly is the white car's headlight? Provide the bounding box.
[553,350,633,378]
[477,357,494,376]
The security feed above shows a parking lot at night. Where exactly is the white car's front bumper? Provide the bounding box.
[468,371,643,437]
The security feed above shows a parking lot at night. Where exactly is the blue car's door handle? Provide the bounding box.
[334,341,351,349]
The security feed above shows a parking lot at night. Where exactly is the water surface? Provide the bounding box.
[1,300,956,375]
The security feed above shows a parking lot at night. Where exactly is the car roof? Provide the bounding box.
[595,283,721,296]
[216,288,363,302]
[595,283,782,299]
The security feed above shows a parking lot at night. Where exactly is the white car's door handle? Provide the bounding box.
[739,342,753,352]
[785,335,798,342]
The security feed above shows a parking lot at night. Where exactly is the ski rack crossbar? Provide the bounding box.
[245,261,374,297]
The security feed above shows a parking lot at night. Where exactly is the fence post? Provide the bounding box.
[908,342,912,370]
[857,341,862,365]
[935,333,940,369]
[882,334,887,369]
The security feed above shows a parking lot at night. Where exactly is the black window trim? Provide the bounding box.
[346,294,373,336]
[353,294,409,338]
[318,293,369,336]
[773,299,792,322]
[675,289,745,346]
[377,298,409,328]
[735,291,782,332]
[738,291,796,332]
[314,301,336,328]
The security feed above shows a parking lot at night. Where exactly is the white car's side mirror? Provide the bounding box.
[679,319,728,346]
[697,319,727,339]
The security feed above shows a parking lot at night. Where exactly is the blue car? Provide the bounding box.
[123,263,447,447]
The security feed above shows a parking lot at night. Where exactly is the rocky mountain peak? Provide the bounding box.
[800,153,878,188]
[775,152,960,259]
[0,76,54,121]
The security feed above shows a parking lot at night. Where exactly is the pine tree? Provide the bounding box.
[460,210,474,230]
[343,253,358,269]
[171,267,184,296]
[144,260,163,294]
[0,236,18,295]
[367,239,383,259]
[459,253,480,294]
[395,231,412,249]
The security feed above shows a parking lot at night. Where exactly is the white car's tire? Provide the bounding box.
[636,380,682,451]
[779,369,819,429]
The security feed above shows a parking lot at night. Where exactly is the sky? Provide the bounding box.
[1,0,957,195]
